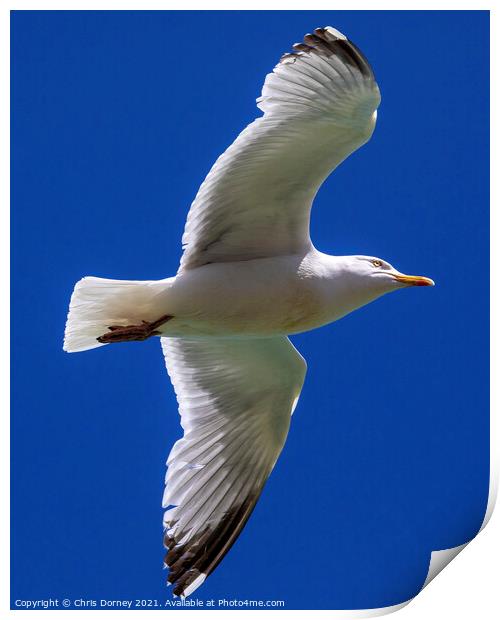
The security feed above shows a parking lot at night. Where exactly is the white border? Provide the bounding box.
[4,2,495,616]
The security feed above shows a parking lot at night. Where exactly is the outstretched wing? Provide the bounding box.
[179,26,380,271]
[161,336,307,597]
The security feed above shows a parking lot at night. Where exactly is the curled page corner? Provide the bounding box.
[420,469,497,591]
[356,470,498,617]
[422,543,468,588]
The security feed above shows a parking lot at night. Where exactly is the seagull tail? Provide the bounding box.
[63,276,172,353]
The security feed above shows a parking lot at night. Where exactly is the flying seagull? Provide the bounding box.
[64,26,434,598]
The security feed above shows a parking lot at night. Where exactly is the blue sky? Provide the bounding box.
[11,10,489,610]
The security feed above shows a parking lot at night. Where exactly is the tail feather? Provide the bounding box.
[63,276,170,353]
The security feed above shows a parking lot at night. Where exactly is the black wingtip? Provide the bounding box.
[163,493,260,598]
[279,25,374,79]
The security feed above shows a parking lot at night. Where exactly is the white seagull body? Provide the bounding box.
[63,26,433,598]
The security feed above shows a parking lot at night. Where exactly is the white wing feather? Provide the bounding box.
[161,336,306,597]
[179,26,381,271]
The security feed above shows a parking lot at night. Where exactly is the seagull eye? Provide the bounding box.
[371,259,382,267]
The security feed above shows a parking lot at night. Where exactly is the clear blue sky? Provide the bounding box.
[11,10,489,610]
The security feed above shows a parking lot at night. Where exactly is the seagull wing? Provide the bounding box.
[179,26,380,271]
[160,335,307,597]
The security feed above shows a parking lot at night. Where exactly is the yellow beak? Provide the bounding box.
[394,274,435,287]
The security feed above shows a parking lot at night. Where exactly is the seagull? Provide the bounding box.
[64,26,434,598]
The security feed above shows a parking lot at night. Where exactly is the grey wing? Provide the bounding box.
[160,336,307,597]
[179,26,381,271]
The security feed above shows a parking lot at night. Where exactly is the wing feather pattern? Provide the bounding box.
[179,26,381,271]
[161,336,307,597]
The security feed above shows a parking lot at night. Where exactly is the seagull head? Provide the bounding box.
[349,255,435,292]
